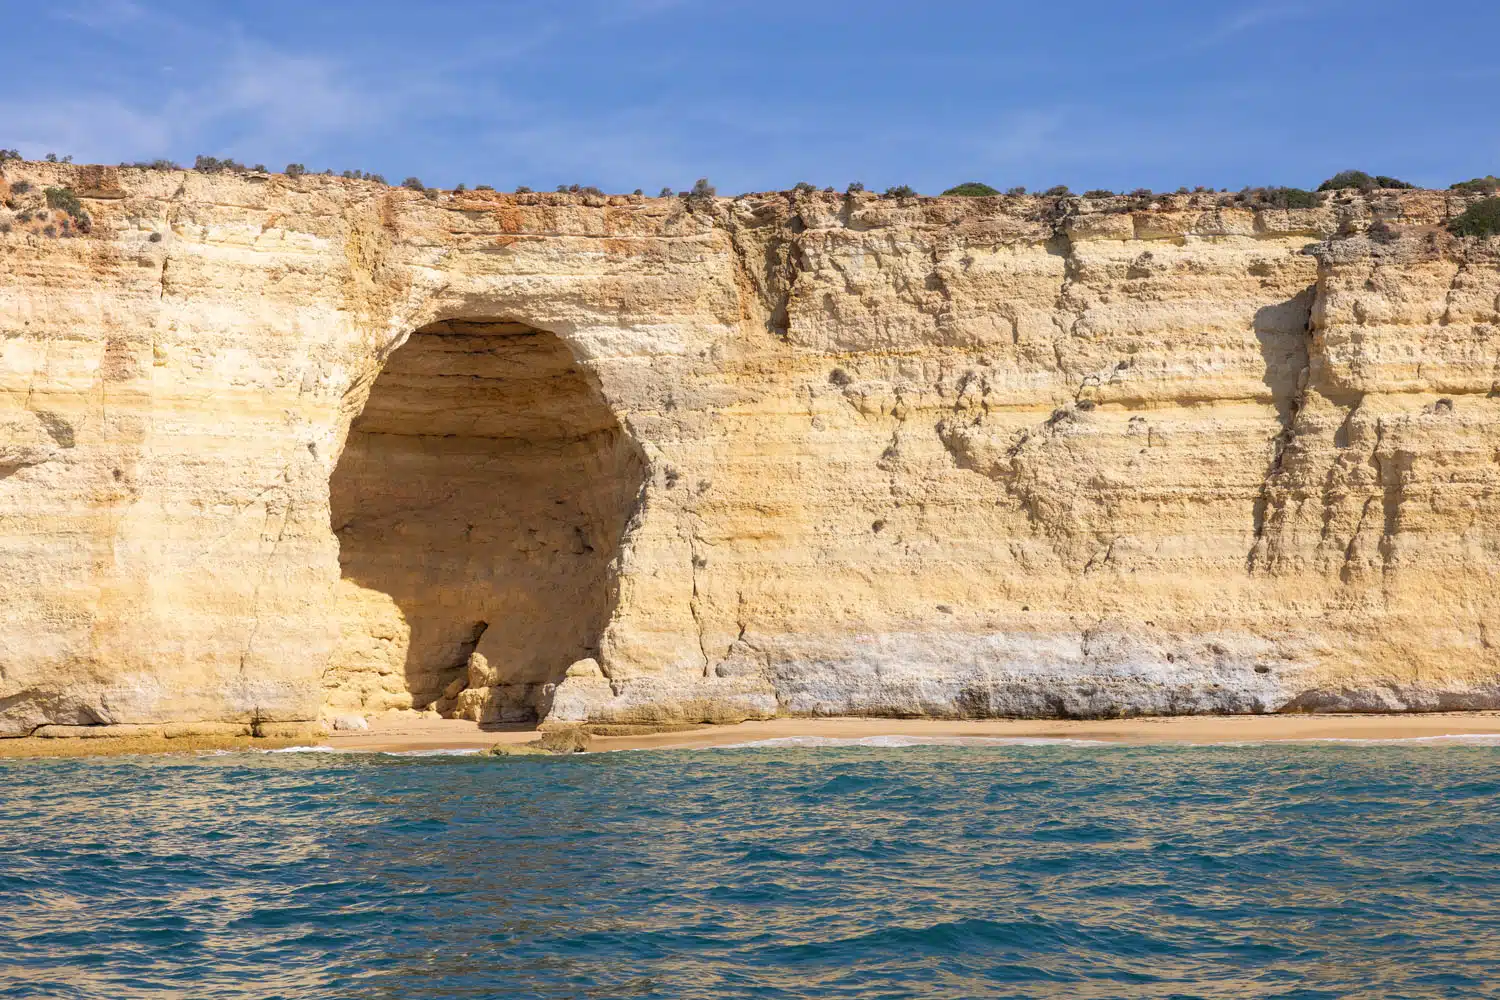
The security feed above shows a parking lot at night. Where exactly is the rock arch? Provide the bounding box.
[324,319,646,722]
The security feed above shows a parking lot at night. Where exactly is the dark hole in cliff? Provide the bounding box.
[327,319,646,722]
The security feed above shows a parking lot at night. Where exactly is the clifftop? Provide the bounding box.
[3,158,1496,246]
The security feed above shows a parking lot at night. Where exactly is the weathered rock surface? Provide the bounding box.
[3,162,1499,735]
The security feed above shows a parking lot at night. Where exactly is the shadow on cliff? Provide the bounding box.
[327,319,646,720]
[1249,285,1315,548]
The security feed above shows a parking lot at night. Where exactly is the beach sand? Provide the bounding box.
[6,713,1500,758]
[331,712,1500,753]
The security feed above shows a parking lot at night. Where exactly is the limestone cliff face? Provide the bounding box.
[2,162,1498,735]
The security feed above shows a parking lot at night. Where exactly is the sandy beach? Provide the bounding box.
[10,712,1500,758]
[328,712,1500,753]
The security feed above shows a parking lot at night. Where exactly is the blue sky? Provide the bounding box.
[3,0,1497,194]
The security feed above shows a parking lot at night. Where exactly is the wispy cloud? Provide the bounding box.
[4,44,391,165]
[1199,3,1313,45]
[55,0,143,30]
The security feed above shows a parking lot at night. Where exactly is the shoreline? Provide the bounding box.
[7,712,1500,758]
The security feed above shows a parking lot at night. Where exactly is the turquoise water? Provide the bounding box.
[3,740,1500,999]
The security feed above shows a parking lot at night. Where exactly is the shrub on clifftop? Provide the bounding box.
[942,182,1000,197]
[194,155,245,174]
[1449,197,1500,238]
[1237,186,1319,210]
[1451,176,1500,195]
[1317,170,1416,192]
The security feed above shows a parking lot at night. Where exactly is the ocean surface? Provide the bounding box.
[3,739,1500,999]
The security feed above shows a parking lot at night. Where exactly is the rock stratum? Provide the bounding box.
[3,162,1499,737]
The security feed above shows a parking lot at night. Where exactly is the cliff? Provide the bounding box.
[2,162,1498,737]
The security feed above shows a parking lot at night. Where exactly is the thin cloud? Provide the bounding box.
[1199,4,1312,45]
[2,43,386,165]
[55,0,143,29]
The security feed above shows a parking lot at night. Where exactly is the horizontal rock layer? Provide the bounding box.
[2,162,1498,733]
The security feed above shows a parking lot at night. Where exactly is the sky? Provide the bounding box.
[2,0,1497,195]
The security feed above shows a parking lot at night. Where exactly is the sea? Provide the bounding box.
[3,738,1499,999]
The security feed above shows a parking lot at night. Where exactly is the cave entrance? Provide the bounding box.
[326,319,645,722]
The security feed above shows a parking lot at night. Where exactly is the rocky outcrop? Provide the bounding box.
[2,162,1498,735]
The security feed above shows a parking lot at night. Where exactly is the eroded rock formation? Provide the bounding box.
[2,161,1498,735]
[327,319,645,721]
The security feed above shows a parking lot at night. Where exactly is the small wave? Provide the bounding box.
[1227,734,1500,746]
[376,748,483,757]
[205,746,485,757]
[697,733,1500,751]
[708,735,1113,749]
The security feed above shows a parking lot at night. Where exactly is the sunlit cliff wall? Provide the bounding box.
[2,161,1497,735]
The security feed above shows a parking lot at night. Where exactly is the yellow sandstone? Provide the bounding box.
[1,163,1497,736]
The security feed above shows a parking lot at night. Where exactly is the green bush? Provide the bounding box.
[658,186,674,198]
[1317,170,1416,192]
[1449,197,1500,238]
[44,153,73,164]
[45,186,83,217]
[791,181,817,195]
[12,180,32,195]
[1451,176,1500,195]
[1253,186,1319,209]
[1006,186,1026,196]
[942,181,999,197]
[1083,189,1114,198]
[883,185,917,198]
[126,159,181,170]
[403,177,425,191]
[0,149,19,162]
[476,184,495,191]
[194,155,245,174]
[691,178,716,198]
[45,186,91,233]
[1043,185,1071,197]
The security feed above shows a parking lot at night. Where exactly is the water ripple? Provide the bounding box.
[2,744,1499,998]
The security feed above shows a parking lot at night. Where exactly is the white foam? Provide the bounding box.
[687,733,1500,751]
[376,748,483,757]
[706,735,1113,750]
[1224,733,1500,746]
